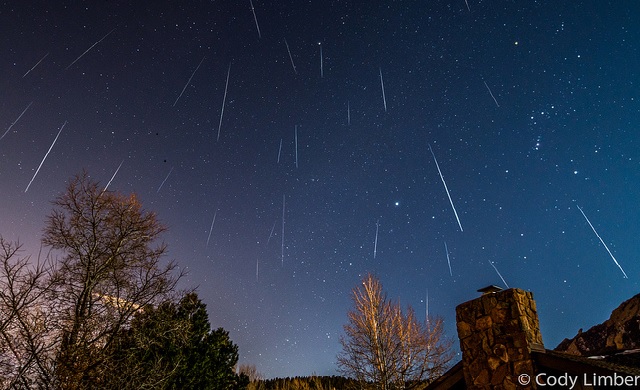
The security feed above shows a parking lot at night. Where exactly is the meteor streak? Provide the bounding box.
[157,167,174,193]
[66,29,115,70]
[1,102,33,141]
[489,260,509,288]
[173,56,205,107]
[25,121,66,192]
[444,241,452,276]
[294,125,298,168]
[319,43,323,78]
[379,68,387,112]
[577,205,628,278]
[373,219,379,259]
[426,289,430,326]
[206,211,217,248]
[429,144,463,232]
[267,220,277,246]
[217,62,231,142]
[484,80,500,108]
[103,160,124,193]
[249,0,261,39]
[281,194,285,266]
[284,38,297,74]
[23,53,49,78]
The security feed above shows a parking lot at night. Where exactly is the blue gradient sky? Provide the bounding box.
[1,0,639,378]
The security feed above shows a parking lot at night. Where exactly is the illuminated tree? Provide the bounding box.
[42,172,182,388]
[0,239,55,388]
[0,173,250,389]
[337,274,453,390]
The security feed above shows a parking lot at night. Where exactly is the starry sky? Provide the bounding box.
[1,0,639,379]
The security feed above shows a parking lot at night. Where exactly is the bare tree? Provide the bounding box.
[392,306,452,387]
[41,172,183,388]
[239,364,264,382]
[0,238,56,389]
[337,274,453,390]
[241,364,266,390]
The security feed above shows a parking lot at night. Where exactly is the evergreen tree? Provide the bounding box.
[104,292,248,390]
[42,172,181,388]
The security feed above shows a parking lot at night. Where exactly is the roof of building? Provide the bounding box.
[425,349,640,390]
[424,361,464,390]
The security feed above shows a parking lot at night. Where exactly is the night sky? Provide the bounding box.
[1,0,639,379]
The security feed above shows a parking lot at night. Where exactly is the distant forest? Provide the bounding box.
[250,376,361,390]
[249,376,430,390]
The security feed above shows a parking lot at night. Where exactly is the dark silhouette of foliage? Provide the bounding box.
[0,238,55,388]
[43,172,181,388]
[254,375,368,390]
[103,292,248,390]
[0,173,245,389]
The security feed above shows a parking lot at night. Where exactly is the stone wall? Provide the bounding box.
[455,288,544,389]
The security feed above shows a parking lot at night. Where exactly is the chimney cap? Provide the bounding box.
[478,285,503,295]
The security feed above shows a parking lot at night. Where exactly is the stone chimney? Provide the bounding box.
[455,287,544,389]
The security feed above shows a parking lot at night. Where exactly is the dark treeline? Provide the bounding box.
[250,376,432,390]
[250,376,364,390]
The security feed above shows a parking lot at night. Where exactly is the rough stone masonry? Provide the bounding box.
[456,288,544,389]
